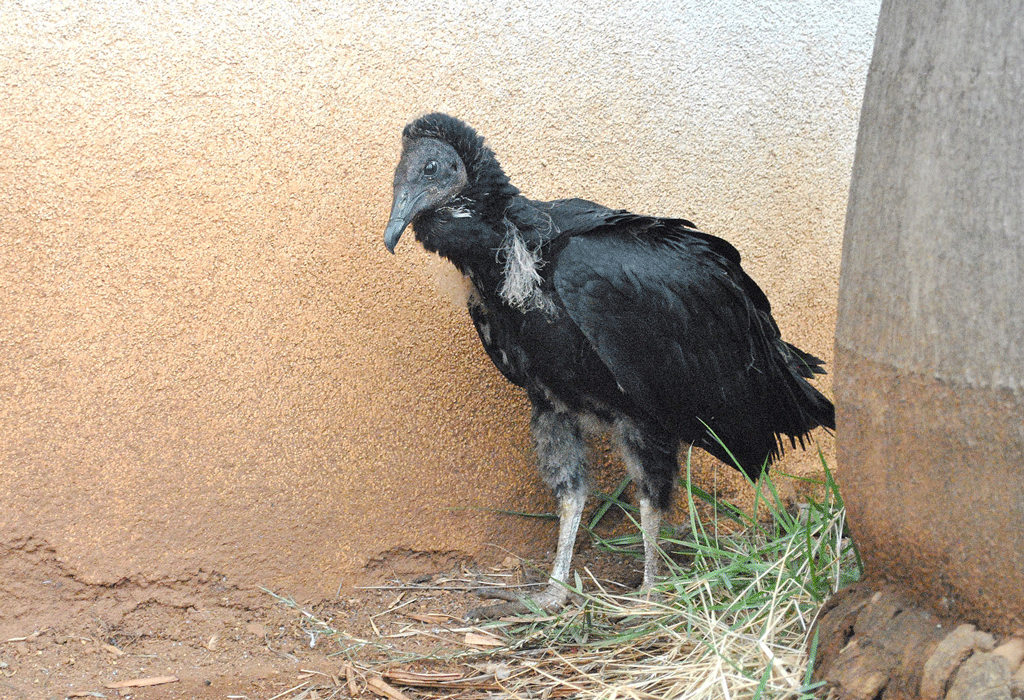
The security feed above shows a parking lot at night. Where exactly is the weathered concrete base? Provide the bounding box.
[814,582,1024,700]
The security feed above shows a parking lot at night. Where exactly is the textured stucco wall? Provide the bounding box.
[0,0,878,614]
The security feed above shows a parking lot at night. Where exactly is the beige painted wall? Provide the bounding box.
[0,0,878,617]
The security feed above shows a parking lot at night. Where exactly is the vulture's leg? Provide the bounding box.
[638,497,664,589]
[467,403,587,619]
[615,420,679,591]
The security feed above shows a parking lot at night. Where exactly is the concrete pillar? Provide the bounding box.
[817,0,1023,694]
[836,0,1024,633]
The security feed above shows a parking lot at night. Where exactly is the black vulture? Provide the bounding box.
[383,113,835,618]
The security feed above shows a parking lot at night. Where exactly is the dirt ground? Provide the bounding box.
[3,467,754,700]
[1,539,643,700]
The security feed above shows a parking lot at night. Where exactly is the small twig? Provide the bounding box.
[104,675,179,689]
[366,676,413,700]
[266,681,309,700]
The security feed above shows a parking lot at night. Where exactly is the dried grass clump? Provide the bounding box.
[269,457,860,700]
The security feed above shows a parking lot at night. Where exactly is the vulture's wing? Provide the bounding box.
[541,202,775,320]
[551,215,787,463]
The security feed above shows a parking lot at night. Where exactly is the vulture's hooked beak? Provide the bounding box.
[383,218,407,255]
[383,185,421,254]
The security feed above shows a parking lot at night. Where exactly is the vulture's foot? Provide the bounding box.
[465,584,570,620]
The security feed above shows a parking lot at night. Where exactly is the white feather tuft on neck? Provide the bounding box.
[499,219,556,315]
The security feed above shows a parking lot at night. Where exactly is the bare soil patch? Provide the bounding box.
[1,544,642,700]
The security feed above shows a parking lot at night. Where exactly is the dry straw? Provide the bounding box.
[269,454,859,700]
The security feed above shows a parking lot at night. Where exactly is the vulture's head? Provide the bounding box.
[383,113,518,253]
[384,135,468,253]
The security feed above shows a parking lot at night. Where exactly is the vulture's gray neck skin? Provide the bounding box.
[381,112,835,620]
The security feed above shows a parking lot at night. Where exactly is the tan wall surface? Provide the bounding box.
[0,1,877,619]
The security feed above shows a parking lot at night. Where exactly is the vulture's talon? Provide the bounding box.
[465,600,532,620]
[466,586,570,620]
[472,586,528,603]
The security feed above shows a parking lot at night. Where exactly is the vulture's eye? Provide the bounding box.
[423,160,439,176]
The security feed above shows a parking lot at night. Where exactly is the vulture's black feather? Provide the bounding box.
[383,113,835,618]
